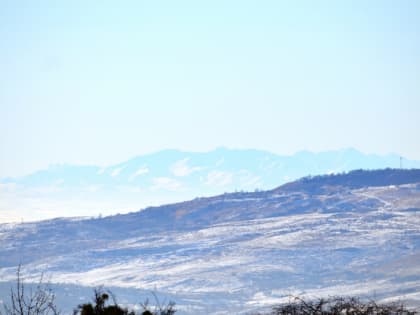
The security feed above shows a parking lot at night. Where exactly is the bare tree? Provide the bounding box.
[261,296,417,315]
[1,266,59,315]
[139,293,176,315]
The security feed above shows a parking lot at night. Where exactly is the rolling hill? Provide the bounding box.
[2,148,420,223]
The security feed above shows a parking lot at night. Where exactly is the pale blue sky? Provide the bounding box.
[1,0,420,177]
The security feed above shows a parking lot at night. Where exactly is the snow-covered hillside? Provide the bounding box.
[2,148,420,222]
[0,169,419,314]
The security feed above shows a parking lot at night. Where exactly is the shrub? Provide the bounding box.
[256,296,417,315]
[73,288,175,315]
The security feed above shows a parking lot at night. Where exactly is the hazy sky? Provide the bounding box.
[1,0,420,177]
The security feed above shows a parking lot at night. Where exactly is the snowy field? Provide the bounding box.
[1,177,419,314]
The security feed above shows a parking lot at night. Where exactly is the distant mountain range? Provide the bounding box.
[0,169,419,314]
[1,148,420,222]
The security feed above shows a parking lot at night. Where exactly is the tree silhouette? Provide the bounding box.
[255,296,417,315]
[0,265,59,315]
[74,289,134,315]
[73,289,175,315]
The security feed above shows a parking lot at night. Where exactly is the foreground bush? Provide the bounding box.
[73,288,175,315]
[255,296,417,315]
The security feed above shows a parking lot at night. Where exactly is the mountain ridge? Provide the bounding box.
[2,147,416,183]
